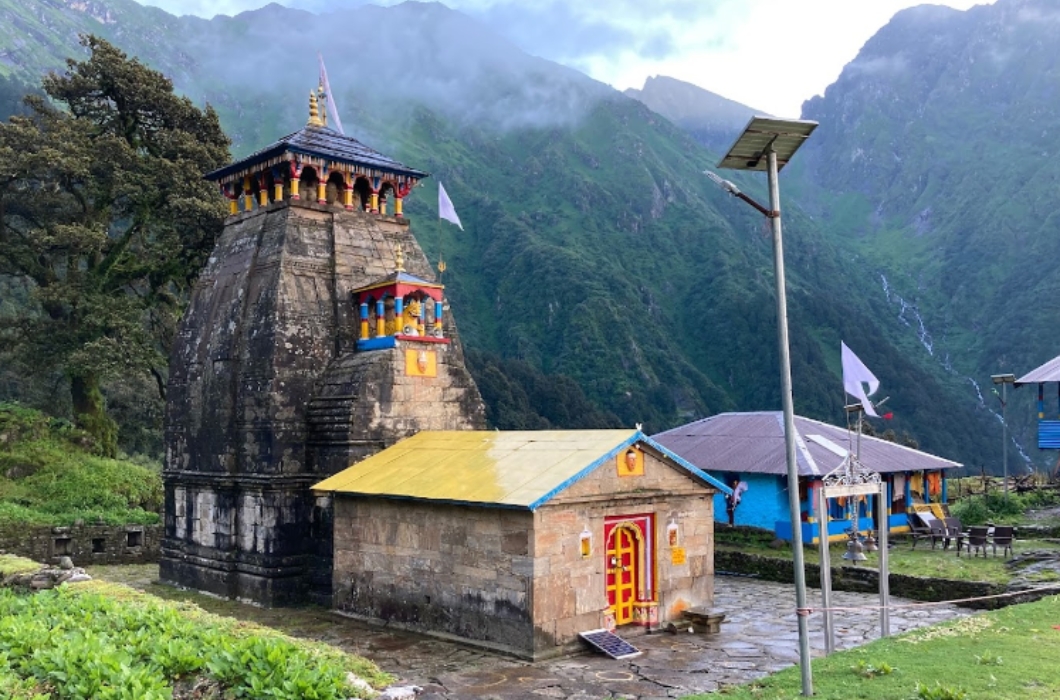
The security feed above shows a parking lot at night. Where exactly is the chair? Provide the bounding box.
[943,516,963,554]
[907,512,933,549]
[908,512,945,549]
[965,526,989,558]
[917,511,949,550]
[990,526,1014,558]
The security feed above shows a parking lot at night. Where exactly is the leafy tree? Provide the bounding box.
[0,36,229,455]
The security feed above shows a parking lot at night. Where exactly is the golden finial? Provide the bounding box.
[395,243,405,272]
[316,84,328,127]
[308,90,323,127]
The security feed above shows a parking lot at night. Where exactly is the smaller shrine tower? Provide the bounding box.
[162,85,486,606]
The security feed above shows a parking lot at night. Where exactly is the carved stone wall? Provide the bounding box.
[162,199,485,605]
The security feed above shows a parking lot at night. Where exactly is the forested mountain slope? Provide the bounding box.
[0,0,1002,464]
[792,0,1060,469]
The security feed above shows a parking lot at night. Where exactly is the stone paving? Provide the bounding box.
[390,575,973,699]
[87,565,973,699]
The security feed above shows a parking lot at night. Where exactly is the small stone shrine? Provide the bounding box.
[161,85,486,606]
[313,430,730,659]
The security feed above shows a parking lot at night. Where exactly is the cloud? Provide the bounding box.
[133,0,993,116]
[845,54,909,77]
[1016,6,1060,24]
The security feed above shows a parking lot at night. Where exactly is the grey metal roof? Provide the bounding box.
[205,125,428,182]
[652,411,961,479]
[1016,354,1060,385]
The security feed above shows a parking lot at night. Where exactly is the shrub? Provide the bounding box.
[0,404,162,525]
[0,584,390,698]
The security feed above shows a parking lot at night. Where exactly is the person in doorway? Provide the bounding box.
[725,478,748,526]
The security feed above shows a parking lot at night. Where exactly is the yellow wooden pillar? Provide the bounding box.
[273,181,284,201]
[344,186,354,210]
[370,191,379,213]
[290,178,300,200]
[380,197,388,216]
[229,199,239,215]
[394,197,403,217]
[317,181,327,204]
[258,187,268,208]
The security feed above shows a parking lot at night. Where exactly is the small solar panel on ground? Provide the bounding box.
[579,629,641,659]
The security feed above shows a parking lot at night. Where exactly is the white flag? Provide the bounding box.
[841,341,879,417]
[438,182,463,230]
[318,53,344,135]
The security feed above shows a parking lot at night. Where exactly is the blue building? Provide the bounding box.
[653,412,962,542]
[1016,355,1060,449]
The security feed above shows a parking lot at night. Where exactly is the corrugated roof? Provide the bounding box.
[1016,354,1060,385]
[653,411,961,478]
[205,125,428,182]
[312,430,729,510]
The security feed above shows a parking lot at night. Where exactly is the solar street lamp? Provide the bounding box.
[710,115,818,697]
[992,373,1016,497]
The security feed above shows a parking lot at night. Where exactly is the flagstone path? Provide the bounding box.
[89,566,972,699]
[402,576,971,699]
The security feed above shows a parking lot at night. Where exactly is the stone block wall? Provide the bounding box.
[533,448,716,657]
[0,523,161,566]
[332,498,534,655]
[163,199,485,606]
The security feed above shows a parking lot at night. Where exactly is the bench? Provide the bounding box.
[682,607,727,634]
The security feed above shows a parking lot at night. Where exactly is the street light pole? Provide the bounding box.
[766,147,814,695]
[712,116,818,697]
[992,374,1016,498]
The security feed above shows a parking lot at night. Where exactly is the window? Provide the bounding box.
[54,537,72,556]
[127,530,143,548]
[92,538,106,553]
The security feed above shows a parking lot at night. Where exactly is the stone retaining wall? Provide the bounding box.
[715,550,1008,609]
[0,524,162,566]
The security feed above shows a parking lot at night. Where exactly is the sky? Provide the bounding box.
[135,0,992,116]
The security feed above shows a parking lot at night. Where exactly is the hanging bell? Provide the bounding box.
[864,530,878,552]
[842,529,867,564]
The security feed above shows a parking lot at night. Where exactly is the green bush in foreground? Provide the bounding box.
[0,581,391,699]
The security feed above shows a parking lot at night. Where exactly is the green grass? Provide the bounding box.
[690,595,1060,699]
[0,554,41,577]
[0,404,161,526]
[717,535,1060,585]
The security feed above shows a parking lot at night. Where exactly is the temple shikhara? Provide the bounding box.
[163,82,729,659]
[161,85,486,606]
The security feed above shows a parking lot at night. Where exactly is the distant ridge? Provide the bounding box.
[625,75,764,153]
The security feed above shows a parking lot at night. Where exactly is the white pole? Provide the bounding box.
[817,485,835,653]
[767,147,813,696]
[1002,381,1009,498]
[878,481,890,637]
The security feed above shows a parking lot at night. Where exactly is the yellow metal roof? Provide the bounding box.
[313,429,653,509]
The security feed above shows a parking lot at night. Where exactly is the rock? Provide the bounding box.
[378,685,422,699]
[29,574,54,590]
[345,672,375,697]
[58,556,74,570]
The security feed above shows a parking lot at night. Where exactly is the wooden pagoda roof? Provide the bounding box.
[205,124,428,182]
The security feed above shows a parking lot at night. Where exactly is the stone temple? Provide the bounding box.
[161,87,486,606]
